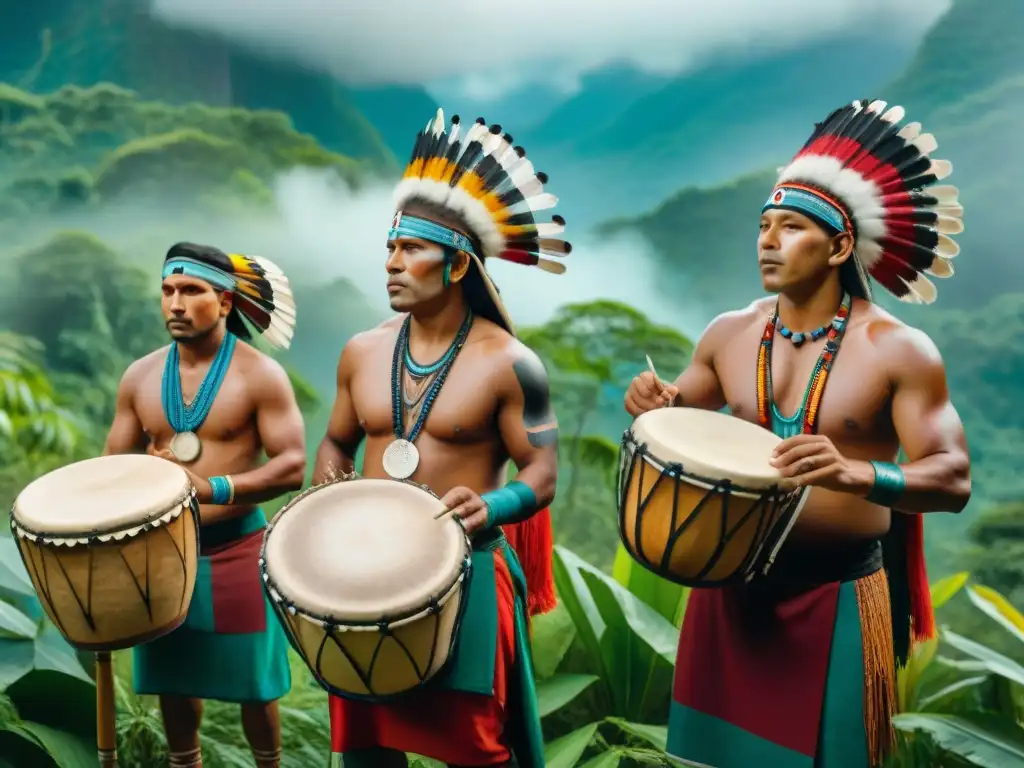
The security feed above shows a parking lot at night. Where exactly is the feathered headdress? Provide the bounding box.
[162,242,296,350]
[763,98,964,305]
[390,107,572,335]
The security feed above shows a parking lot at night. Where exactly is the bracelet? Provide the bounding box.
[481,481,538,528]
[209,475,235,505]
[865,461,905,507]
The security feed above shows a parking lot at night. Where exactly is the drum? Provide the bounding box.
[260,476,472,700]
[9,453,200,650]
[618,407,808,586]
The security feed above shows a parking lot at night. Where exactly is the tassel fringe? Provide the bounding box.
[855,569,898,767]
[502,507,556,617]
[905,513,936,642]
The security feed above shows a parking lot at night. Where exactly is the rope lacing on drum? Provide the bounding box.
[617,430,803,587]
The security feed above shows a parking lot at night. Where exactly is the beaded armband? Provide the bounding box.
[482,481,538,528]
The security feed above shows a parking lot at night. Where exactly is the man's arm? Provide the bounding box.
[103,362,148,456]
[881,327,971,513]
[626,310,735,415]
[312,340,365,484]
[211,357,307,505]
[483,343,559,527]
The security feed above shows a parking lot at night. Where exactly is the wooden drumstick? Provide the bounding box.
[645,354,659,379]
[646,354,673,408]
[95,651,119,767]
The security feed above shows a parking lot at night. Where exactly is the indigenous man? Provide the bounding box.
[624,99,971,768]
[103,242,306,768]
[314,109,567,768]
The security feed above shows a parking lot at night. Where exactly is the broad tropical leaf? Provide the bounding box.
[552,547,609,689]
[612,543,688,628]
[545,722,600,768]
[967,585,1024,644]
[0,601,36,639]
[930,571,969,609]
[579,566,678,719]
[892,713,1024,766]
[941,628,1024,687]
[0,720,96,768]
[579,750,621,767]
[606,717,669,750]
[537,673,600,718]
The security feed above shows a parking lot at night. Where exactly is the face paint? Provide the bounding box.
[385,237,450,311]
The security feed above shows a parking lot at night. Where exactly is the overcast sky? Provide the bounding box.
[151,0,951,98]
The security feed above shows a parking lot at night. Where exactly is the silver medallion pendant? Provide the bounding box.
[170,431,202,463]
[382,438,419,480]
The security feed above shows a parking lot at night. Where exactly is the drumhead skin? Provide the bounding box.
[12,454,192,536]
[631,407,785,490]
[264,478,468,623]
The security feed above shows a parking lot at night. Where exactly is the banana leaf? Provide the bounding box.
[892,712,1024,766]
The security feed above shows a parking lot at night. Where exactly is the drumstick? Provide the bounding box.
[646,354,673,408]
[645,354,659,379]
[96,651,119,767]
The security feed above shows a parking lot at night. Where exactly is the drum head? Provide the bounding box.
[631,407,785,490]
[12,454,192,536]
[264,479,466,623]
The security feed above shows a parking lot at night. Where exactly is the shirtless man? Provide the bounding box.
[624,100,971,768]
[103,242,306,768]
[315,109,567,768]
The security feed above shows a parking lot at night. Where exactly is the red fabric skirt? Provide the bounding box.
[330,549,517,766]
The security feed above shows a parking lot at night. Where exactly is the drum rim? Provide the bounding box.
[628,407,787,491]
[10,487,196,544]
[621,427,786,500]
[260,473,472,630]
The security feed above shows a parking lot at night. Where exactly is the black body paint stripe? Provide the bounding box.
[512,355,558,449]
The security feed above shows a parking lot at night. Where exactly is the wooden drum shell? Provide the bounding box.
[617,425,804,587]
[12,502,199,651]
[272,579,466,699]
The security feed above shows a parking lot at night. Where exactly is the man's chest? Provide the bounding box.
[714,333,892,441]
[352,356,500,442]
[135,369,254,438]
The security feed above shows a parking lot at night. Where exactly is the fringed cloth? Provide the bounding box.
[502,506,556,617]
[668,539,897,768]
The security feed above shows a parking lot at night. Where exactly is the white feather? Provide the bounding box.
[882,105,905,124]
[898,122,922,140]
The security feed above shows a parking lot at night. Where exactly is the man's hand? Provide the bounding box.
[625,371,678,417]
[439,486,489,536]
[149,446,214,503]
[771,434,873,495]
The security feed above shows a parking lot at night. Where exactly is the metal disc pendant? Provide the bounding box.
[383,438,419,480]
[170,431,202,463]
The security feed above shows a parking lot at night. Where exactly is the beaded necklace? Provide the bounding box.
[160,331,237,462]
[756,295,851,438]
[390,310,473,448]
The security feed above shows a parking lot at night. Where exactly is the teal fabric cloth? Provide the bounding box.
[432,527,545,767]
[666,580,870,767]
[132,508,292,703]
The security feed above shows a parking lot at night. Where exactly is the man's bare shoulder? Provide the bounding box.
[120,346,168,389]
[234,341,293,394]
[701,298,773,342]
[334,318,402,379]
[853,302,945,376]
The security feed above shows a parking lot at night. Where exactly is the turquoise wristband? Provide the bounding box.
[209,475,232,505]
[865,461,905,507]
[481,481,538,528]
